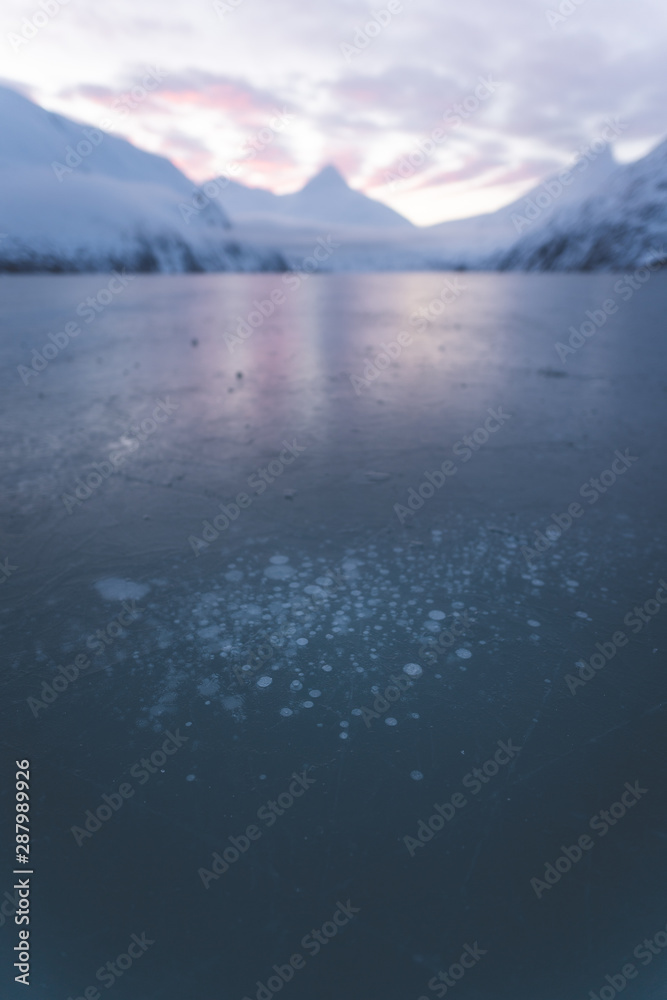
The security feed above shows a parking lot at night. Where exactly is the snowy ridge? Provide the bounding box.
[498,139,667,270]
[0,85,286,273]
[2,82,667,272]
[216,164,413,230]
[219,141,667,272]
[429,143,623,266]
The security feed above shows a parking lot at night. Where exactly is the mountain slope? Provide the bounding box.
[2,82,665,273]
[498,139,667,270]
[214,165,413,229]
[206,140,667,273]
[0,86,285,273]
[224,147,628,272]
[427,144,622,265]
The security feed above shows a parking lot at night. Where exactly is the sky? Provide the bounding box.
[2,0,667,226]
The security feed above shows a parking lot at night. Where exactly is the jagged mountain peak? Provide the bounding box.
[301,164,349,191]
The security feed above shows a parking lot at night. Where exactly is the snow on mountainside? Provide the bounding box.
[1,82,666,273]
[426,144,623,266]
[224,143,666,273]
[214,165,414,229]
[498,139,667,270]
[0,86,285,273]
[212,178,286,218]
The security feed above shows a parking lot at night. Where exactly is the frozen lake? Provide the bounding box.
[2,271,667,999]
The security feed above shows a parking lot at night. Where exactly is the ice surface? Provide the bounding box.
[4,271,666,1000]
[94,577,150,601]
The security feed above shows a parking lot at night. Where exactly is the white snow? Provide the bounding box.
[216,165,413,230]
[0,85,283,273]
[499,141,667,270]
[3,83,666,273]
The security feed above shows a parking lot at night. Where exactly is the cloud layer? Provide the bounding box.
[2,0,666,223]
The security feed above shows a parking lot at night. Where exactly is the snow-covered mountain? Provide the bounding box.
[497,139,667,270]
[427,144,622,266]
[225,144,663,273]
[2,82,666,273]
[0,85,285,273]
[269,142,667,273]
[214,165,413,229]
